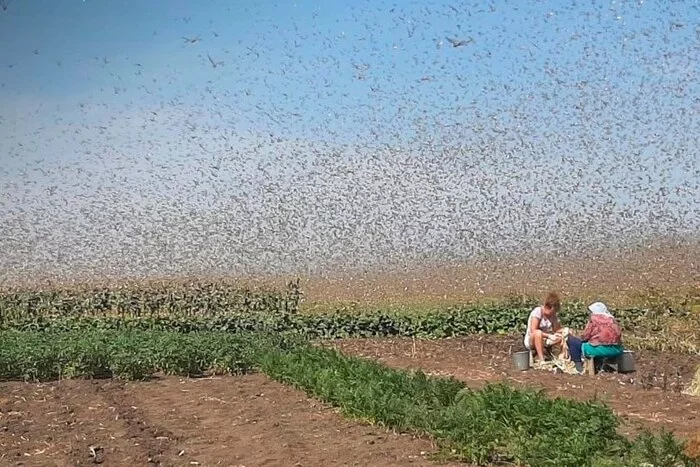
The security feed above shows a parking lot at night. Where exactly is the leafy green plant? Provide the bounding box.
[258,342,695,466]
[1,301,693,354]
[622,430,692,467]
[0,330,270,381]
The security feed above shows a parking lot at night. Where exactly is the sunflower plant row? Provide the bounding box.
[0,278,302,322]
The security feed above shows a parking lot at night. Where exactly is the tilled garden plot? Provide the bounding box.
[327,335,700,439]
[0,374,460,467]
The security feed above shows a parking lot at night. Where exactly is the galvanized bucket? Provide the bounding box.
[512,350,531,371]
[618,350,635,373]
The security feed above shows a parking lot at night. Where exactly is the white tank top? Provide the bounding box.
[525,306,552,342]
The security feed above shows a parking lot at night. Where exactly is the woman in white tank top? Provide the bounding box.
[524,292,563,363]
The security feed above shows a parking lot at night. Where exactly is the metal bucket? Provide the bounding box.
[618,350,635,373]
[512,350,531,371]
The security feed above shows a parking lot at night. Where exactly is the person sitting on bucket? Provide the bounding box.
[567,302,624,373]
[524,292,564,365]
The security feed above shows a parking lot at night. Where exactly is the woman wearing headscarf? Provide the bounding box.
[567,302,624,373]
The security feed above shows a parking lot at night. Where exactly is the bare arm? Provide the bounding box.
[551,315,562,332]
[530,315,554,339]
[581,321,594,342]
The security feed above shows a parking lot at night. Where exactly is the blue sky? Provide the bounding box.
[2,0,696,141]
[0,0,698,279]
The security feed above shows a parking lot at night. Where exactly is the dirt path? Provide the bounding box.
[327,336,700,439]
[0,374,464,466]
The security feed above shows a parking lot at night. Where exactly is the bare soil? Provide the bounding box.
[0,374,462,467]
[327,335,700,439]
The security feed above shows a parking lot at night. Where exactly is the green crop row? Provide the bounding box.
[295,304,663,338]
[0,278,302,322]
[260,343,695,467]
[0,304,676,337]
[4,300,695,357]
[0,329,299,381]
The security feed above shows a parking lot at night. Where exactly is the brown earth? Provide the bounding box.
[326,335,700,439]
[0,374,463,467]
